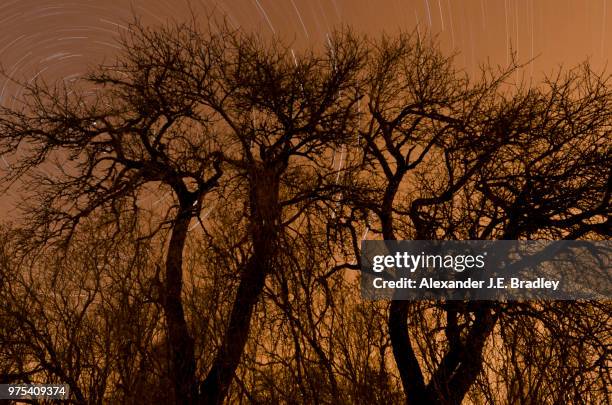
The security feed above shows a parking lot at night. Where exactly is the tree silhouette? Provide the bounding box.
[346,33,610,404]
[0,16,609,405]
[1,19,364,404]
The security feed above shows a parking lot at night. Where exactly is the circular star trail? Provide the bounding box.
[1,0,610,104]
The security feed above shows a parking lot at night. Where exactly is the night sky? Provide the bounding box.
[0,0,610,210]
[1,0,611,100]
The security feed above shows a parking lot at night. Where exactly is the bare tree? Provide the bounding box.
[0,217,167,404]
[0,19,225,403]
[0,17,609,405]
[188,27,365,404]
[0,18,364,404]
[345,33,611,404]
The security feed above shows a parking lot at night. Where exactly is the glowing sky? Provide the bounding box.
[0,0,610,211]
[1,0,611,100]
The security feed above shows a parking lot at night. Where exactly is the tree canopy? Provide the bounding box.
[0,17,610,405]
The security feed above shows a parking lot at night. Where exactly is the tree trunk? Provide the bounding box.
[164,204,198,404]
[380,177,432,404]
[200,164,281,404]
[385,183,495,405]
[389,300,430,404]
[199,254,267,404]
[426,304,497,405]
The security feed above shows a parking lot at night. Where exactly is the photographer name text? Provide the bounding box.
[372,277,560,290]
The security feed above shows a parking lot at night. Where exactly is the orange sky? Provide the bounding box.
[1,0,611,96]
[1,0,611,212]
